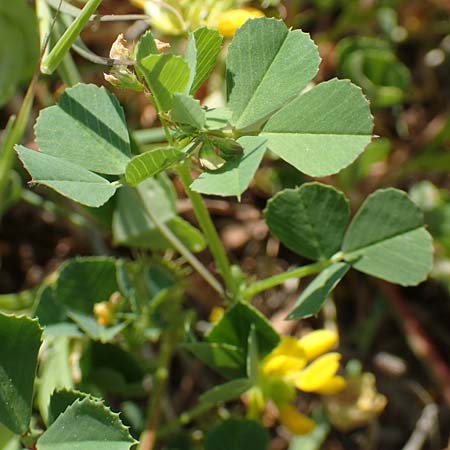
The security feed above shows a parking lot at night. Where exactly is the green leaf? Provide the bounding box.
[16,146,116,208]
[205,107,232,130]
[34,286,82,338]
[342,189,433,286]
[207,301,279,357]
[0,313,42,434]
[171,94,205,129]
[135,30,158,64]
[47,389,90,426]
[139,54,190,111]
[185,27,223,95]
[227,17,319,131]
[264,183,350,261]
[166,217,207,253]
[181,342,246,379]
[37,337,74,425]
[36,397,136,450]
[205,419,269,450]
[35,84,131,175]
[134,30,159,84]
[0,0,39,106]
[0,423,19,450]
[68,312,129,343]
[190,136,267,198]
[125,147,182,186]
[288,262,350,319]
[113,178,205,252]
[54,258,128,342]
[261,79,373,176]
[199,378,252,405]
[56,257,119,313]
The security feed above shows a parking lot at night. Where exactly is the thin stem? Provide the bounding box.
[242,259,335,300]
[150,0,188,33]
[46,0,150,21]
[159,117,173,145]
[21,189,87,228]
[176,162,237,298]
[151,107,173,145]
[137,63,225,297]
[141,197,224,296]
[140,330,177,450]
[92,14,150,22]
[41,0,103,74]
[71,41,135,66]
[0,79,37,212]
[53,16,82,85]
[45,0,83,16]
[36,0,53,61]
[0,116,17,211]
[156,399,217,440]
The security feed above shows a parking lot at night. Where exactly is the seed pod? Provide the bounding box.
[198,140,226,171]
[212,138,243,159]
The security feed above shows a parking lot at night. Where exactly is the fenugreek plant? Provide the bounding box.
[1,8,433,450]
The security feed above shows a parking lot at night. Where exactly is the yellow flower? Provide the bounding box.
[215,8,265,37]
[278,404,315,435]
[93,301,113,326]
[93,291,121,326]
[209,306,225,324]
[260,330,346,435]
[131,0,263,36]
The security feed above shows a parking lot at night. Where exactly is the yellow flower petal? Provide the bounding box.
[270,336,306,359]
[262,336,307,376]
[278,404,315,435]
[216,8,264,38]
[93,301,113,327]
[315,375,347,395]
[209,306,224,324]
[263,355,307,377]
[298,329,338,360]
[294,352,341,392]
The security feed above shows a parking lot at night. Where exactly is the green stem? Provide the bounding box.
[242,259,335,300]
[54,15,82,85]
[36,0,52,61]
[156,400,217,440]
[141,197,224,296]
[21,189,87,228]
[137,67,226,297]
[41,0,103,74]
[140,330,177,450]
[0,74,37,212]
[176,162,237,298]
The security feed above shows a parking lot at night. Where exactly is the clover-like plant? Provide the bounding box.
[4,16,432,450]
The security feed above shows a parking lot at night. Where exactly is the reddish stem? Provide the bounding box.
[378,281,450,406]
